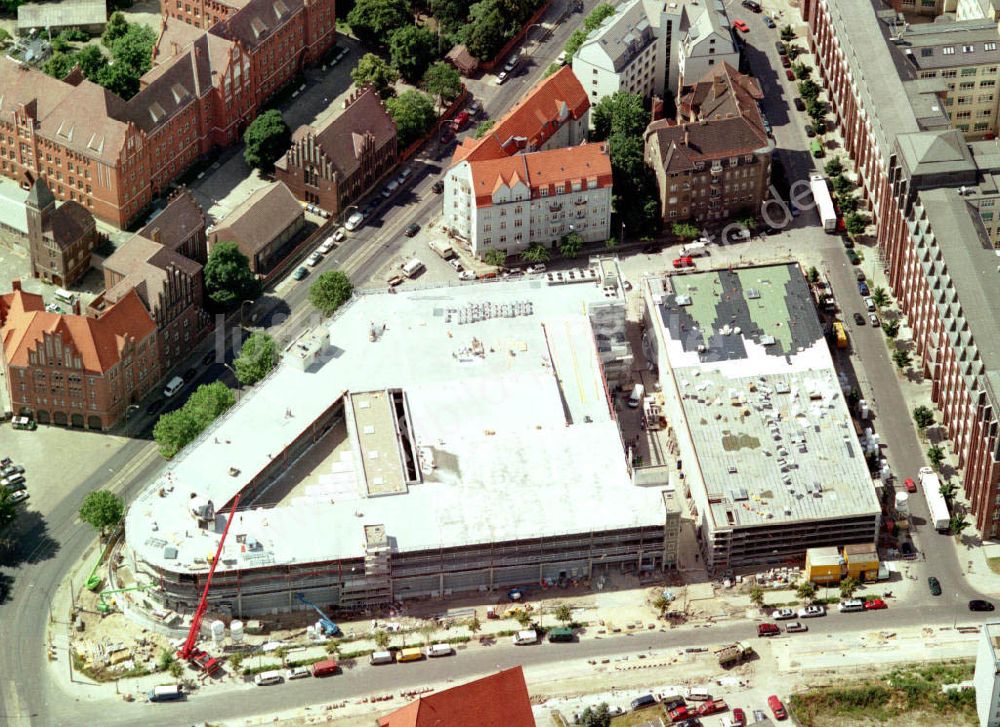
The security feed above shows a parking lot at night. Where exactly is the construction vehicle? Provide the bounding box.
[715,641,754,668]
[294,592,341,636]
[176,494,240,676]
[84,540,116,592]
[96,584,150,614]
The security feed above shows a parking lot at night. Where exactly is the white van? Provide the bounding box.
[687,686,711,701]
[838,598,864,613]
[628,383,645,408]
[163,376,184,397]
[426,643,454,658]
[148,684,184,702]
[401,258,425,279]
[253,670,284,686]
[54,288,76,305]
[369,650,395,665]
[512,629,538,646]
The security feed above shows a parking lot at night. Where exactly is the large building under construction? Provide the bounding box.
[125,261,683,617]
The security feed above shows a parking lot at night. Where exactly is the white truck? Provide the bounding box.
[681,241,709,257]
[919,465,951,532]
[428,240,455,260]
[401,258,425,279]
[809,172,837,233]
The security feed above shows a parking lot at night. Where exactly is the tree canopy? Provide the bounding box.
[558,231,584,257]
[154,382,235,458]
[608,132,660,236]
[389,25,437,84]
[351,53,399,99]
[102,11,129,47]
[309,270,354,315]
[386,90,437,147]
[243,109,291,173]
[204,242,261,310]
[79,490,125,536]
[463,3,507,61]
[430,0,466,32]
[0,487,20,533]
[233,331,279,386]
[591,91,647,141]
[422,61,463,107]
[347,0,412,47]
[579,703,612,727]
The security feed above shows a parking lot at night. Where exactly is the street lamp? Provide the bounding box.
[525,24,547,56]
[240,299,255,328]
[222,363,241,402]
[123,403,140,437]
[339,204,359,227]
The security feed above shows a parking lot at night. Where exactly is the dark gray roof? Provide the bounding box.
[894,20,1000,71]
[896,129,976,178]
[27,178,55,210]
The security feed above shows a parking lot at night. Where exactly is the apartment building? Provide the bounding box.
[444,67,600,257]
[275,85,398,216]
[0,0,335,230]
[802,0,1000,535]
[889,20,1000,140]
[0,281,159,430]
[571,0,739,104]
[644,63,772,224]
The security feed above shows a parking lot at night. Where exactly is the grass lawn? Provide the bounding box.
[610,705,666,726]
[789,661,976,726]
[987,557,1000,575]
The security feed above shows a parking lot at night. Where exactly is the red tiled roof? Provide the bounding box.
[469,142,612,207]
[1,285,155,372]
[377,667,535,727]
[452,66,588,166]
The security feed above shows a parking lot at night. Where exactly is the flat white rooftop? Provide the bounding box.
[127,277,669,573]
[648,264,880,531]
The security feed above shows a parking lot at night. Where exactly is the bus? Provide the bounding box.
[833,322,847,349]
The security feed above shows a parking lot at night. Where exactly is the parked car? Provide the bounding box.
[673,256,695,269]
[292,266,309,280]
[869,312,880,327]
[794,97,806,112]
[742,0,761,10]
[9,490,28,505]
[333,227,347,242]
[904,477,917,493]
[11,416,35,431]
[763,15,775,27]
[306,251,322,267]
[804,124,816,137]
[450,111,470,132]
[847,249,861,264]
[733,19,749,32]
[785,621,808,633]
[858,281,870,296]
[318,237,336,255]
[630,694,657,711]
[449,258,463,272]
[781,55,791,68]
[404,223,420,237]
[757,623,780,637]
[856,269,866,281]
[732,707,747,726]
[525,264,547,274]
[853,312,866,326]
[928,576,942,596]
[771,608,796,620]
[146,399,165,416]
[971,599,996,612]
[768,695,787,720]
[776,41,786,55]
[798,605,825,618]
[458,270,476,281]
[381,179,399,198]
[344,211,365,231]
[397,167,413,184]
[900,541,917,559]
[496,71,509,85]
[0,465,24,478]
[785,68,795,81]
[2,475,25,488]
[864,599,887,610]
[286,666,311,680]
[432,180,444,193]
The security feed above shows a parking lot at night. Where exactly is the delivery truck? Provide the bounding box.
[809,173,837,232]
[428,240,455,259]
[919,465,951,532]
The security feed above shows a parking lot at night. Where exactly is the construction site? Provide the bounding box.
[641,263,882,569]
[121,258,684,629]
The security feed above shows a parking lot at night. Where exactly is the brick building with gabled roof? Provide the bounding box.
[24,178,99,287]
[275,85,398,216]
[208,181,304,274]
[377,667,535,727]
[1,280,159,430]
[644,62,774,225]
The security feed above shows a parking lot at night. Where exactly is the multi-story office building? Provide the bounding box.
[802,0,1000,535]
[976,622,1000,727]
[644,63,772,224]
[0,0,335,229]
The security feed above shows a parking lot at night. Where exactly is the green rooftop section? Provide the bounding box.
[735,266,794,352]
[673,272,724,339]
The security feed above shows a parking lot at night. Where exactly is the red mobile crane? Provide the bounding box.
[177,494,241,676]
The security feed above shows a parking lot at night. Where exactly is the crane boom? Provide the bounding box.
[179,493,241,660]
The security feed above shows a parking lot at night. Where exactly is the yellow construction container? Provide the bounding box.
[843,543,879,581]
[804,546,844,584]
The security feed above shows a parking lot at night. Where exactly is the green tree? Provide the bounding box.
[468,613,482,637]
[806,266,820,284]
[158,648,176,672]
[515,610,533,629]
[584,3,616,31]
[579,703,612,727]
[422,61,462,109]
[838,194,859,214]
[554,604,573,625]
[831,175,854,196]
[347,0,412,47]
[672,222,700,241]
[796,580,817,605]
[591,91,647,141]
[430,0,466,32]
[243,109,291,173]
[475,120,496,139]
[793,62,811,80]
[386,90,436,147]
[389,26,436,84]
[110,23,156,76]
[186,382,235,425]
[652,594,670,615]
[205,242,261,309]
[608,132,661,237]
[950,514,969,536]
[483,248,506,267]
[96,62,140,99]
[798,79,820,101]
[75,45,108,79]
[43,52,77,80]
[839,576,861,600]
[233,331,279,386]
[228,652,245,672]
[544,62,561,78]
[274,646,290,667]
[79,490,125,537]
[882,319,900,338]
[153,408,202,458]
[940,480,958,503]
[102,11,129,47]
[563,28,588,58]
[351,53,400,100]
[308,270,354,315]
[464,4,506,61]
[824,157,844,176]
[780,25,795,41]
[927,444,946,470]
[373,629,391,649]
[0,487,19,532]
[871,286,889,308]
[737,215,758,233]
[807,98,828,122]
[913,405,935,431]
[0,28,12,49]
[845,212,869,237]
[892,348,912,371]
[749,584,766,609]
[559,231,584,257]
[521,243,551,264]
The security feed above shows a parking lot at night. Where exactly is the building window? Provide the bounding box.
[942,46,955,55]
[961,68,978,76]
[987,42,998,51]
[963,45,975,53]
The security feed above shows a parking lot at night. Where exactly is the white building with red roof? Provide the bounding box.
[444,67,612,258]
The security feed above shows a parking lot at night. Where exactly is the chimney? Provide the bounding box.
[150,226,161,243]
[12,279,21,292]
[72,298,81,316]
[172,41,179,56]
[684,129,690,146]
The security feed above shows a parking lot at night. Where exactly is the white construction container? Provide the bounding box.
[894,492,909,517]
[230,620,244,644]
[210,620,225,644]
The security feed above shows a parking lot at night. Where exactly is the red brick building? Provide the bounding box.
[0,0,335,229]
[25,178,99,287]
[1,281,159,430]
[801,0,1000,534]
[275,86,398,217]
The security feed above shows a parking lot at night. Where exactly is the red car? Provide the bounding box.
[673,256,695,269]
[451,110,470,131]
[785,68,795,81]
[668,706,690,722]
[733,19,749,32]
[781,55,791,68]
[757,622,780,637]
[865,598,888,610]
[904,478,917,493]
[732,708,746,726]
[768,694,787,720]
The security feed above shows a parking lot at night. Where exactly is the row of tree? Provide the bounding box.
[152,381,236,458]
